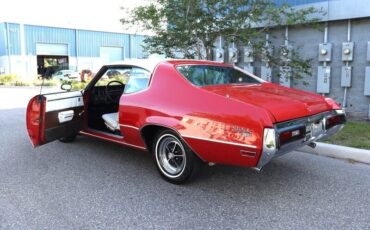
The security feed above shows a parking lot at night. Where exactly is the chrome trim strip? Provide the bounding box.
[181,134,258,149]
[119,124,140,130]
[240,150,257,158]
[79,131,146,150]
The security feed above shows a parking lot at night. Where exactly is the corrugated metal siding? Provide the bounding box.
[0,23,21,56]
[24,25,76,56]
[77,30,130,58]
[0,23,6,56]
[129,35,146,59]
[7,23,21,55]
[2,24,145,59]
[274,0,325,6]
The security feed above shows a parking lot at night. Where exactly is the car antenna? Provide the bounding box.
[39,76,45,95]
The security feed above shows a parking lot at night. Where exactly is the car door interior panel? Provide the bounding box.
[43,91,84,142]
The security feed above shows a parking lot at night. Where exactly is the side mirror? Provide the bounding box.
[61,82,72,91]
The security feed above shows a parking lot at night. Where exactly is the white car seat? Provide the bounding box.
[102,112,119,131]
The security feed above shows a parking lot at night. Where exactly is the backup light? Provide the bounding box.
[263,128,276,150]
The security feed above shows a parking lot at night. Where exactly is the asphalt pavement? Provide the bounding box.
[0,87,369,229]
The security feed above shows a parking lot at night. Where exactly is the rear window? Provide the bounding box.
[176,65,260,86]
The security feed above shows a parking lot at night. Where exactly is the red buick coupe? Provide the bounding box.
[26,59,345,183]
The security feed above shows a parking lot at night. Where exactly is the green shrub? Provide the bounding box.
[0,74,18,85]
[14,80,31,86]
[70,80,88,90]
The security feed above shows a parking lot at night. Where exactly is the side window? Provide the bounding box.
[176,65,260,86]
[123,67,151,94]
[94,68,130,87]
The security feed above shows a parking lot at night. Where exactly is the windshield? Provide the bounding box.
[176,65,260,86]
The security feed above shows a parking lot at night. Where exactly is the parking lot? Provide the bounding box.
[0,87,369,229]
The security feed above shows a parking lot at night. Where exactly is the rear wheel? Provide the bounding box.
[153,130,201,184]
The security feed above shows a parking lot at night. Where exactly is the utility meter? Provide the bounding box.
[364,67,370,96]
[341,66,352,87]
[342,42,354,62]
[279,66,291,87]
[261,45,273,63]
[280,45,293,63]
[317,66,331,94]
[213,48,224,62]
[228,47,238,64]
[243,46,254,63]
[261,66,272,82]
[318,43,332,62]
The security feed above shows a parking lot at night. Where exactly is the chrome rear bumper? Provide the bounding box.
[255,109,345,171]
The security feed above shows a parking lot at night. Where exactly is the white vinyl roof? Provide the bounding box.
[108,58,166,73]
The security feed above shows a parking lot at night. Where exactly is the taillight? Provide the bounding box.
[326,114,346,129]
[279,126,306,146]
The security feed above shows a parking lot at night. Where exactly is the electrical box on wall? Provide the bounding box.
[317,66,331,94]
[228,48,238,64]
[243,65,254,74]
[365,67,370,96]
[243,46,254,63]
[341,66,352,87]
[367,42,370,61]
[213,48,224,62]
[261,45,273,63]
[318,43,332,62]
[261,66,272,82]
[279,66,291,87]
[342,42,354,62]
[280,45,293,63]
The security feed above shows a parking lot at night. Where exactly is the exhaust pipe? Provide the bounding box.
[308,142,317,148]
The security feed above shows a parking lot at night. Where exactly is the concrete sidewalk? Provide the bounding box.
[300,142,370,165]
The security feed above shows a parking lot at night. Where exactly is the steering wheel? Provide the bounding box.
[105,80,125,103]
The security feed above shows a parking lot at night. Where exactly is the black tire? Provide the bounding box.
[59,135,77,143]
[152,130,201,184]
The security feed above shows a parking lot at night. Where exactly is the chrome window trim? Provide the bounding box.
[181,134,258,149]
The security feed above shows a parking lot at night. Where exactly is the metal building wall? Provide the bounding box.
[77,30,129,58]
[7,23,21,55]
[257,18,370,119]
[129,35,146,59]
[24,25,77,56]
[0,23,6,56]
[0,23,21,56]
[274,0,324,6]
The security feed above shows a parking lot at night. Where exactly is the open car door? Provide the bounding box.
[26,91,84,147]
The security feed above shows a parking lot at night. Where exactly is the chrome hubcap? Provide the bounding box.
[156,135,186,177]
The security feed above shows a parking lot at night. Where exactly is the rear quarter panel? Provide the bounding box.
[119,62,275,167]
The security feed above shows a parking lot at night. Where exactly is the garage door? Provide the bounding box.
[36,43,69,56]
[100,47,123,64]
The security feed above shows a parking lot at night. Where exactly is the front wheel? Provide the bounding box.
[153,130,201,184]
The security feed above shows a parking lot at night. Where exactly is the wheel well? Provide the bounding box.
[140,125,166,151]
[140,125,205,163]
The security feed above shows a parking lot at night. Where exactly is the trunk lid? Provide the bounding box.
[202,83,331,122]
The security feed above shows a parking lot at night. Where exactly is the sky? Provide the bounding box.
[0,0,149,34]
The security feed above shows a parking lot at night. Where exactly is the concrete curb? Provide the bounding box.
[299,142,370,165]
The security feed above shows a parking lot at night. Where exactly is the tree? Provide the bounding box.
[121,0,323,82]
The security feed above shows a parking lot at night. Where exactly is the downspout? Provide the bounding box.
[127,34,131,60]
[285,26,289,46]
[75,29,79,71]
